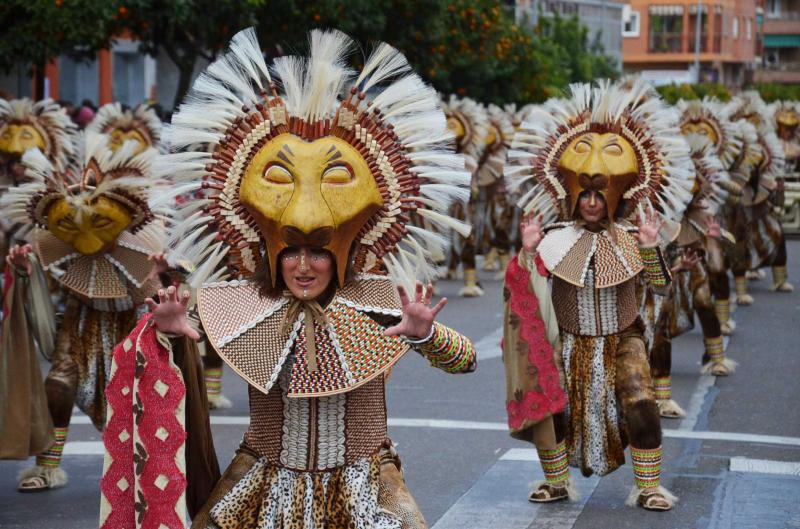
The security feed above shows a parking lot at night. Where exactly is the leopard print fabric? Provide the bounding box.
[209,454,402,529]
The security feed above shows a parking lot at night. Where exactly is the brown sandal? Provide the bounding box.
[637,489,674,511]
[529,482,569,503]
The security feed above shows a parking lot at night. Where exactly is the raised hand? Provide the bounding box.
[6,244,33,275]
[672,249,701,273]
[144,286,200,340]
[635,208,664,247]
[147,252,170,280]
[704,216,722,239]
[519,212,544,253]
[384,282,447,339]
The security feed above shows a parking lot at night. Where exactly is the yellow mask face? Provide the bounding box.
[446,116,466,144]
[557,132,638,218]
[47,196,133,255]
[239,133,383,286]
[776,109,799,136]
[485,125,498,148]
[108,128,149,154]
[681,120,719,146]
[0,123,46,156]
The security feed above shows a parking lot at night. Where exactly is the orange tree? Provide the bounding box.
[255,0,618,105]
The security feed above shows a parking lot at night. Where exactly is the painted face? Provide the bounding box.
[577,191,608,225]
[0,123,46,157]
[446,115,466,145]
[558,132,638,219]
[681,120,719,146]
[279,247,335,300]
[108,128,149,154]
[239,133,383,286]
[47,196,133,255]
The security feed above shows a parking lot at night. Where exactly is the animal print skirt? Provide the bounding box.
[209,453,402,529]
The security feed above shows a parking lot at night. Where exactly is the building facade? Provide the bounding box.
[757,0,800,83]
[0,34,205,113]
[621,0,758,85]
[513,0,625,68]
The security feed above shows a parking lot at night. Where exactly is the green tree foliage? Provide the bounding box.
[255,0,618,105]
[117,0,263,109]
[749,83,800,102]
[656,83,731,104]
[0,0,119,96]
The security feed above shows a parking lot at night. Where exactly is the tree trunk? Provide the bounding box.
[172,58,196,111]
[33,61,46,100]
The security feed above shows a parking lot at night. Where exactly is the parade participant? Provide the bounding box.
[0,98,77,249]
[505,80,693,511]
[0,132,167,491]
[88,101,235,409]
[477,104,514,280]
[770,100,800,171]
[0,98,77,464]
[728,92,792,295]
[100,28,476,528]
[441,95,487,295]
[649,135,737,418]
[677,98,744,334]
[87,101,163,154]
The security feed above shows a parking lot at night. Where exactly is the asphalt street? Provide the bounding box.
[1,240,799,529]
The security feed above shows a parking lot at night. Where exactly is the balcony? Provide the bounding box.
[763,12,800,35]
[649,33,684,53]
[756,61,800,83]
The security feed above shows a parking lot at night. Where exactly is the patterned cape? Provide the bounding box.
[502,250,567,441]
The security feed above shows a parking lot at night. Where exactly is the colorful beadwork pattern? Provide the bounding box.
[415,322,476,373]
[653,376,671,401]
[640,246,671,288]
[538,441,570,484]
[204,367,222,396]
[36,427,68,468]
[704,336,725,363]
[630,445,662,490]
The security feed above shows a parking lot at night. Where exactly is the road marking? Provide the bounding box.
[473,327,503,360]
[66,412,800,452]
[432,449,599,529]
[729,457,800,476]
[678,334,729,431]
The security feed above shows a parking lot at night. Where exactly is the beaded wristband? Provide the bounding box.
[640,246,670,287]
[416,322,476,373]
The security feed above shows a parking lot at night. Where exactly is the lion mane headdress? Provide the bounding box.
[87,102,163,153]
[507,80,694,227]
[159,28,470,291]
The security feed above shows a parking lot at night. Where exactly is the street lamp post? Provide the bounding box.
[694,0,703,82]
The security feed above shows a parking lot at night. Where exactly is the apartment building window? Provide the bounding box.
[732,16,739,39]
[766,0,780,17]
[746,17,752,40]
[649,5,684,53]
[713,6,722,52]
[623,5,641,37]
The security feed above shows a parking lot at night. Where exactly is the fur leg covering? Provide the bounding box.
[18,465,68,491]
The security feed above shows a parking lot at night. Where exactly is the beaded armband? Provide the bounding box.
[414,322,476,373]
[639,246,671,288]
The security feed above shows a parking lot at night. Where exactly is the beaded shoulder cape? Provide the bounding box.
[537,221,643,288]
[198,274,409,398]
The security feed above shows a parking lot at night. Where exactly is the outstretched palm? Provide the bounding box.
[145,286,200,340]
[384,282,447,339]
[520,212,544,253]
[636,209,664,247]
[6,244,33,274]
